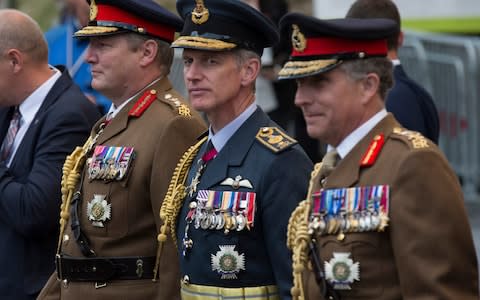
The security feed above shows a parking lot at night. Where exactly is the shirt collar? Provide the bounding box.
[328,109,388,159]
[19,67,61,124]
[208,103,257,152]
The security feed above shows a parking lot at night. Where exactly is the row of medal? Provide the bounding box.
[309,185,390,235]
[187,189,257,234]
[87,145,134,181]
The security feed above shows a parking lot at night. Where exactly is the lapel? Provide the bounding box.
[200,107,270,189]
[0,108,13,143]
[326,114,399,188]
[95,77,172,145]
[10,69,72,167]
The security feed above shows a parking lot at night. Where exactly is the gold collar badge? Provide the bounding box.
[191,0,209,25]
[89,0,98,21]
[292,24,306,52]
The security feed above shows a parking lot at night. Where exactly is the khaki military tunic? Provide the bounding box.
[293,114,478,300]
[38,77,206,300]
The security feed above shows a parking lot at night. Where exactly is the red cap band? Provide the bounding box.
[292,36,388,57]
[96,4,175,42]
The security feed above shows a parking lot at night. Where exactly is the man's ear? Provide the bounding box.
[139,39,158,66]
[6,49,23,73]
[359,73,380,104]
[240,57,260,87]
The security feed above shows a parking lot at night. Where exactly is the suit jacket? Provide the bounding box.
[177,108,313,299]
[0,68,100,300]
[302,114,478,300]
[387,65,440,144]
[38,77,206,300]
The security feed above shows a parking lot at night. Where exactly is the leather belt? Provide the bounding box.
[56,254,155,282]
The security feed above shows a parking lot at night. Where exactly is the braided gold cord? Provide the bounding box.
[287,163,323,300]
[57,135,94,253]
[153,137,207,281]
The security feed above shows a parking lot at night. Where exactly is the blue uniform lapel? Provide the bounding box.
[200,108,270,189]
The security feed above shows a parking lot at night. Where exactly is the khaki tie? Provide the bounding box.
[319,149,339,184]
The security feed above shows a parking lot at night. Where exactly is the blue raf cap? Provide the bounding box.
[74,0,183,43]
[172,0,279,56]
[277,13,397,80]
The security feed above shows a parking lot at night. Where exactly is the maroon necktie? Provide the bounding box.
[201,140,217,164]
[0,107,22,162]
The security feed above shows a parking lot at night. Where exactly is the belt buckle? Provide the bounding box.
[95,282,107,289]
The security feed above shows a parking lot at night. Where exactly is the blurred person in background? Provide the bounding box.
[45,0,111,114]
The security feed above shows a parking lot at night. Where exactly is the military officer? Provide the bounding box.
[278,14,479,300]
[157,1,313,299]
[38,0,206,299]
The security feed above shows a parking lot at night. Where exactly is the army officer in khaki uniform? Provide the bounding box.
[38,0,206,299]
[279,14,479,300]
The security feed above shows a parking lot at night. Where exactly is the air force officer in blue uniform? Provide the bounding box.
[158,1,313,299]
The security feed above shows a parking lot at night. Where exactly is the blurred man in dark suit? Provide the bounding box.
[347,0,440,144]
[0,8,100,299]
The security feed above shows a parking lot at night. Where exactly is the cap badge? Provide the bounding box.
[89,0,98,21]
[211,245,246,279]
[325,252,360,290]
[87,194,112,227]
[292,24,306,52]
[192,0,209,25]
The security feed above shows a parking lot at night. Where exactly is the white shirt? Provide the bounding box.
[328,109,388,160]
[7,68,62,167]
[208,103,257,152]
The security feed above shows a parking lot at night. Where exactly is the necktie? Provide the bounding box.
[1,107,22,162]
[201,140,217,164]
[104,111,114,126]
[319,149,339,184]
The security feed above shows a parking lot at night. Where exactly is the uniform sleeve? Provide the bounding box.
[390,150,479,299]
[260,148,313,300]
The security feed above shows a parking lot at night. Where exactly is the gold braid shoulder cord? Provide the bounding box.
[153,136,207,281]
[57,125,105,254]
[287,162,323,300]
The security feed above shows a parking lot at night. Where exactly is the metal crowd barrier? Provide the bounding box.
[400,31,480,202]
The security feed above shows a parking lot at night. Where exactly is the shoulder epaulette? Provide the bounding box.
[255,126,297,153]
[129,89,158,117]
[391,127,430,149]
[159,92,192,117]
[360,134,385,167]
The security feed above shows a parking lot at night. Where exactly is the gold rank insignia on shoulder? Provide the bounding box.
[164,93,191,117]
[255,127,297,153]
[292,24,307,52]
[192,0,209,25]
[89,0,98,21]
[392,127,430,149]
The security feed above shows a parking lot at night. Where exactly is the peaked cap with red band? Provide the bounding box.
[74,0,183,43]
[277,13,397,80]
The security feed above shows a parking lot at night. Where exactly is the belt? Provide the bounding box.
[180,281,280,300]
[56,254,155,282]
